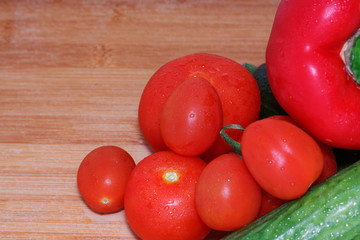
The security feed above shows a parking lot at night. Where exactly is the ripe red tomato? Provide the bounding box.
[241,118,324,200]
[138,53,261,160]
[124,151,210,240]
[268,115,338,185]
[160,76,223,156]
[77,146,136,213]
[195,152,262,231]
[313,142,338,185]
[257,190,287,218]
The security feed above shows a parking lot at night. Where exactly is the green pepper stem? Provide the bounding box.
[219,124,245,155]
[350,32,360,85]
[342,28,360,85]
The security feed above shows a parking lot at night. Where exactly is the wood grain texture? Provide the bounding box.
[0,0,280,239]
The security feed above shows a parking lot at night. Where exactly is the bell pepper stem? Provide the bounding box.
[351,33,360,85]
[219,124,245,155]
[342,28,360,85]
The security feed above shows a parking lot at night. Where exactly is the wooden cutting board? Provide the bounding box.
[0,0,280,239]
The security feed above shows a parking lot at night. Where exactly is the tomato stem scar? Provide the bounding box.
[102,198,110,204]
[163,171,179,183]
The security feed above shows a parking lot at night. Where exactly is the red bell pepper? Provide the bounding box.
[266,0,360,150]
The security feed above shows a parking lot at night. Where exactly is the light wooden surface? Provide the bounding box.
[0,0,280,239]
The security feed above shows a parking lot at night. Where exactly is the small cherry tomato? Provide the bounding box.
[313,142,338,185]
[124,151,210,240]
[77,146,136,213]
[241,118,324,200]
[160,76,222,156]
[268,115,338,185]
[257,190,287,218]
[195,152,262,231]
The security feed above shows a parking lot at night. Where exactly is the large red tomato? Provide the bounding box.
[195,152,262,231]
[77,146,136,213]
[138,53,261,160]
[124,151,210,240]
[241,118,324,200]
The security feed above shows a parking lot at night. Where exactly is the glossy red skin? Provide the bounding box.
[269,115,338,185]
[138,53,261,160]
[313,141,338,185]
[77,146,136,213]
[195,152,262,231]
[241,118,324,200]
[266,0,360,149]
[257,190,287,218]
[160,77,222,156]
[124,151,210,240]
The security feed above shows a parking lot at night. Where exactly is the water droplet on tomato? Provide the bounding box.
[221,73,229,81]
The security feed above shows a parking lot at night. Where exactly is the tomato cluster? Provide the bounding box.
[138,53,261,161]
[77,53,339,240]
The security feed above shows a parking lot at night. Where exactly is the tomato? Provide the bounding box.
[266,0,360,149]
[195,152,262,231]
[160,76,223,156]
[124,151,210,240]
[77,146,136,213]
[268,115,338,185]
[313,142,338,185]
[257,190,287,218]
[241,118,324,200]
[138,53,261,160]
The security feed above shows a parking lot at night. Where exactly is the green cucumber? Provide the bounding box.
[222,160,360,240]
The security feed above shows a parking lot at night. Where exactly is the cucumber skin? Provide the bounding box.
[222,160,360,240]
